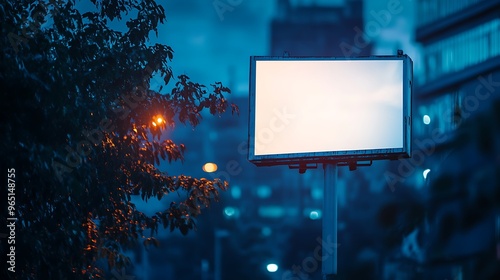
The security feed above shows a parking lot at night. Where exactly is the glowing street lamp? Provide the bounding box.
[266,263,278,273]
[202,162,218,173]
[152,115,165,127]
[423,115,431,125]
[423,169,431,180]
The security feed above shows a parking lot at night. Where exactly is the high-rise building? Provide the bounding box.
[270,0,371,57]
[405,0,500,279]
[415,0,500,137]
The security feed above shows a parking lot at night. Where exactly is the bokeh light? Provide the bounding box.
[423,115,431,125]
[202,162,218,173]
[423,169,431,180]
[266,263,278,273]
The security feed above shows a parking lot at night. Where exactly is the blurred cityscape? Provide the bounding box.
[126,0,500,279]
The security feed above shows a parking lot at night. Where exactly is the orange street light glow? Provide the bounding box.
[157,117,163,124]
[202,163,218,173]
[152,121,157,127]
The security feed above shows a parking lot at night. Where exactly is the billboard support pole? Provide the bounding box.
[323,162,338,279]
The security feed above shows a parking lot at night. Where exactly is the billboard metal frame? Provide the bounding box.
[248,54,413,166]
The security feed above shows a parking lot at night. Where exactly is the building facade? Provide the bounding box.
[407,0,500,279]
[415,0,500,136]
[270,0,371,57]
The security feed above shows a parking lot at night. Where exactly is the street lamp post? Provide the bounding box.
[323,163,338,279]
[214,229,229,280]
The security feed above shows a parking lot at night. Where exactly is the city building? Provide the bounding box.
[415,0,500,136]
[397,0,500,278]
[271,0,371,57]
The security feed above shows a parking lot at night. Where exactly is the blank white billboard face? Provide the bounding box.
[248,56,412,165]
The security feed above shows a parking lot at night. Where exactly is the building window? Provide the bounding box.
[419,19,500,85]
[418,0,486,27]
[418,92,460,137]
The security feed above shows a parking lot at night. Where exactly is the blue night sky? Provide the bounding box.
[155,0,419,97]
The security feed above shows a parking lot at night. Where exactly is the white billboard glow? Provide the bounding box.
[248,55,412,166]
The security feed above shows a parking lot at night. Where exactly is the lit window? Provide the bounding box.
[261,227,272,236]
[311,188,322,200]
[256,185,271,199]
[231,186,241,199]
[258,206,284,218]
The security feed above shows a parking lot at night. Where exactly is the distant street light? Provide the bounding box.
[223,207,236,217]
[202,162,218,173]
[266,263,278,273]
[309,210,321,220]
[214,229,230,280]
[151,115,165,127]
[423,169,431,180]
[423,115,431,125]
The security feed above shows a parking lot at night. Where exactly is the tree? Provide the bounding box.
[422,99,500,279]
[0,0,238,278]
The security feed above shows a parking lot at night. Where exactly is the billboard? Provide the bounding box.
[248,55,412,166]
